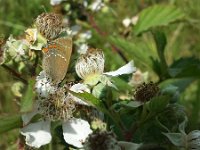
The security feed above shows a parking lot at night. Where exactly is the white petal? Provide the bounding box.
[35,71,57,98]
[70,25,82,36]
[104,61,136,76]
[21,120,52,148]
[122,18,131,27]
[22,104,39,125]
[63,118,92,148]
[50,0,63,5]
[70,83,90,93]
[77,44,88,54]
[70,83,90,105]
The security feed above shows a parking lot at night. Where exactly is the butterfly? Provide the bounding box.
[42,36,72,84]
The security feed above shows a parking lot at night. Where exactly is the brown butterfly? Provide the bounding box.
[42,36,72,84]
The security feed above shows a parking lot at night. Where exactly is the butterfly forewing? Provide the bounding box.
[42,37,72,84]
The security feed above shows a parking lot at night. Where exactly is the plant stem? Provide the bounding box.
[87,13,128,63]
[1,64,27,84]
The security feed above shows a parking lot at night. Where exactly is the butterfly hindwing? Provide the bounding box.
[42,37,72,84]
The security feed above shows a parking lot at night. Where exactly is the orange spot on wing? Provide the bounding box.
[42,47,49,53]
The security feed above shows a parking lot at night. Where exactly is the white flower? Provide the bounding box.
[79,30,92,40]
[131,15,139,25]
[104,61,136,77]
[3,36,30,62]
[21,72,93,148]
[21,117,92,148]
[89,0,105,12]
[122,18,131,27]
[50,0,64,6]
[75,49,136,86]
[35,71,57,98]
[77,43,88,54]
[122,15,139,28]
[21,120,52,148]
[63,119,92,148]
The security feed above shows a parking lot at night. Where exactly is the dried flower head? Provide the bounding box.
[35,13,63,40]
[134,82,160,102]
[38,87,75,121]
[75,48,104,80]
[84,130,121,150]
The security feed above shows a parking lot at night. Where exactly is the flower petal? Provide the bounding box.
[104,61,136,76]
[63,118,92,148]
[21,120,52,148]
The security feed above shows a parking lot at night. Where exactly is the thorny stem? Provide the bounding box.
[87,13,128,63]
[1,64,28,84]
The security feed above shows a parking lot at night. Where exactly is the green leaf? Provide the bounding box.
[20,79,35,113]
[69,91,108,114]
[112,77,132,92]
[148,95,170,113]
[163,132,184,147]
[118,141,142,150]
[0,115,22,134]
[152,30,168,79]
[159,77,195,93]
[168,57,200,78]
[161,84,180,103]
[109,36,155,69]
[126,101,143,108]
[134,5,185,35]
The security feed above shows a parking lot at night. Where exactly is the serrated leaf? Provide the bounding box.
[148,95,169,113]
[109,36,154,69]
[134,5,185,35]
[163,132,184,147]
[0,115,22,134]
[20,79,35,113]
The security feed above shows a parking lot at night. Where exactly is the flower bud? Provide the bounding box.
[84,130,121,150]
[134,82,159,102]
[75,48,104,81]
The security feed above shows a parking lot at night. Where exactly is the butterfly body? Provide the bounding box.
[42,37,72,84]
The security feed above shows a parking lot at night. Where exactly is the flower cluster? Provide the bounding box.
[17,12,136,149]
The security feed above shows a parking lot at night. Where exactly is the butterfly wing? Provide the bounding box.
[42,37,72,84]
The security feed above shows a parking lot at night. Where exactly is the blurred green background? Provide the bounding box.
[0,0,200,149]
